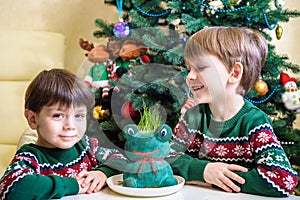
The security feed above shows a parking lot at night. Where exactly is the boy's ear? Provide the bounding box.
[229,62,243,83]
[24,109,38,130]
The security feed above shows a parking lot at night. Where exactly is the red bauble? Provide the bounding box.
[140,55,150,64]
[121,102,140,119]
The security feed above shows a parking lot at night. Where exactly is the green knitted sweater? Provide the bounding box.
[0,135,127,200]
[169,100,298,197]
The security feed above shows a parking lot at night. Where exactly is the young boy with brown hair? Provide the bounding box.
[0,69,126,199]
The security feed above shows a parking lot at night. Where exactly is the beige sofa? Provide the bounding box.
[0,30,66,176]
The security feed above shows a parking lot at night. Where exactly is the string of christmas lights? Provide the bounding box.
[131,0,172,17]
[244,84,281,104]
[130,0,278,31]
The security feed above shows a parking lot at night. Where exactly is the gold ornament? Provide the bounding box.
[254,77,269,96]
[276,24,283,40]
[93,105,110,121]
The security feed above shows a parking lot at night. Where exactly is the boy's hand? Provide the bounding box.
[77,177,90,194]
[76,170,107,194]
[204,162,247,193]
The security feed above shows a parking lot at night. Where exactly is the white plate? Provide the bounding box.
[106,174,185,197]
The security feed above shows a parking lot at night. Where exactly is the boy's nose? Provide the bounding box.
[187,71,197,80]
[63,117,76,130]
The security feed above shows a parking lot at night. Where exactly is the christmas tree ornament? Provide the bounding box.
[121,102,140,119]
[222,0,241,6]
[199,0,246,16]
[132,1,172,17]
[79,39,113,99]
[262,9,278,30]
[209,0,224,10]
[275,24,283,40]
[280,72,300,112]
[159,1,170,11]
[170,18,181,31]
[93,105,110,121]
[244,84,281,104]
[113,21,130,38]
[254,76,269,96]
[275,0,285,9]
[268,1,276,10]
[180,37,187,44]
[110,39,149,80]
[182,3,186,10]
[114,0,130,38]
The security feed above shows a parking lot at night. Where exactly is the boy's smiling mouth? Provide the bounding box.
[60,135,77,140]
[191,85,204,92]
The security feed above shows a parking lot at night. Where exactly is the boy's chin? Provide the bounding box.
[58,140,79,149]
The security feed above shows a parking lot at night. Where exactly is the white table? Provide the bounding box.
[60,184,300,200]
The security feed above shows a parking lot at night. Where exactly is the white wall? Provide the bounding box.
[269,1,300,128]
[271,1,300,70]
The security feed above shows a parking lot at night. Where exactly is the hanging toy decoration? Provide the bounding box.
[254,76,269,96]
[113,0,130,38]
[170,18,181,31]
[275,0,285,9]
[225,0,242,6]
[276,24,283,40]
[209,0,224,10]
[280,72,300,112]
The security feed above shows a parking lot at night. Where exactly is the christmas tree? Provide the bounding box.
[85,0,300,190]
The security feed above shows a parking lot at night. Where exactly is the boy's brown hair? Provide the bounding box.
[184,26,268,95]
[25,68,94,113]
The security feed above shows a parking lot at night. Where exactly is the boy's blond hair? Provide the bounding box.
[184,26,268,95]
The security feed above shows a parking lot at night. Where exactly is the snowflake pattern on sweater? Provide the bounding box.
[171,100,298,197]
[0,136,127,200]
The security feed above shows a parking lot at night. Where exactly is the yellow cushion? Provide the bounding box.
[0,30,66,177]
[0,30,66,81]
[0,144,17,177]
[17,128,38,149]
[0,81,30,144]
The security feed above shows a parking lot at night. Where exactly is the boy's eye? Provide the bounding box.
[196,66,207,72]
[53,113,63,118]
[75,114,86,119]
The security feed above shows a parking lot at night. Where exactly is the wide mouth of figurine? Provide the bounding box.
[133,149,159,156]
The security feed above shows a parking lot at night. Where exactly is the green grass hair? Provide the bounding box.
[138,104,162,132]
